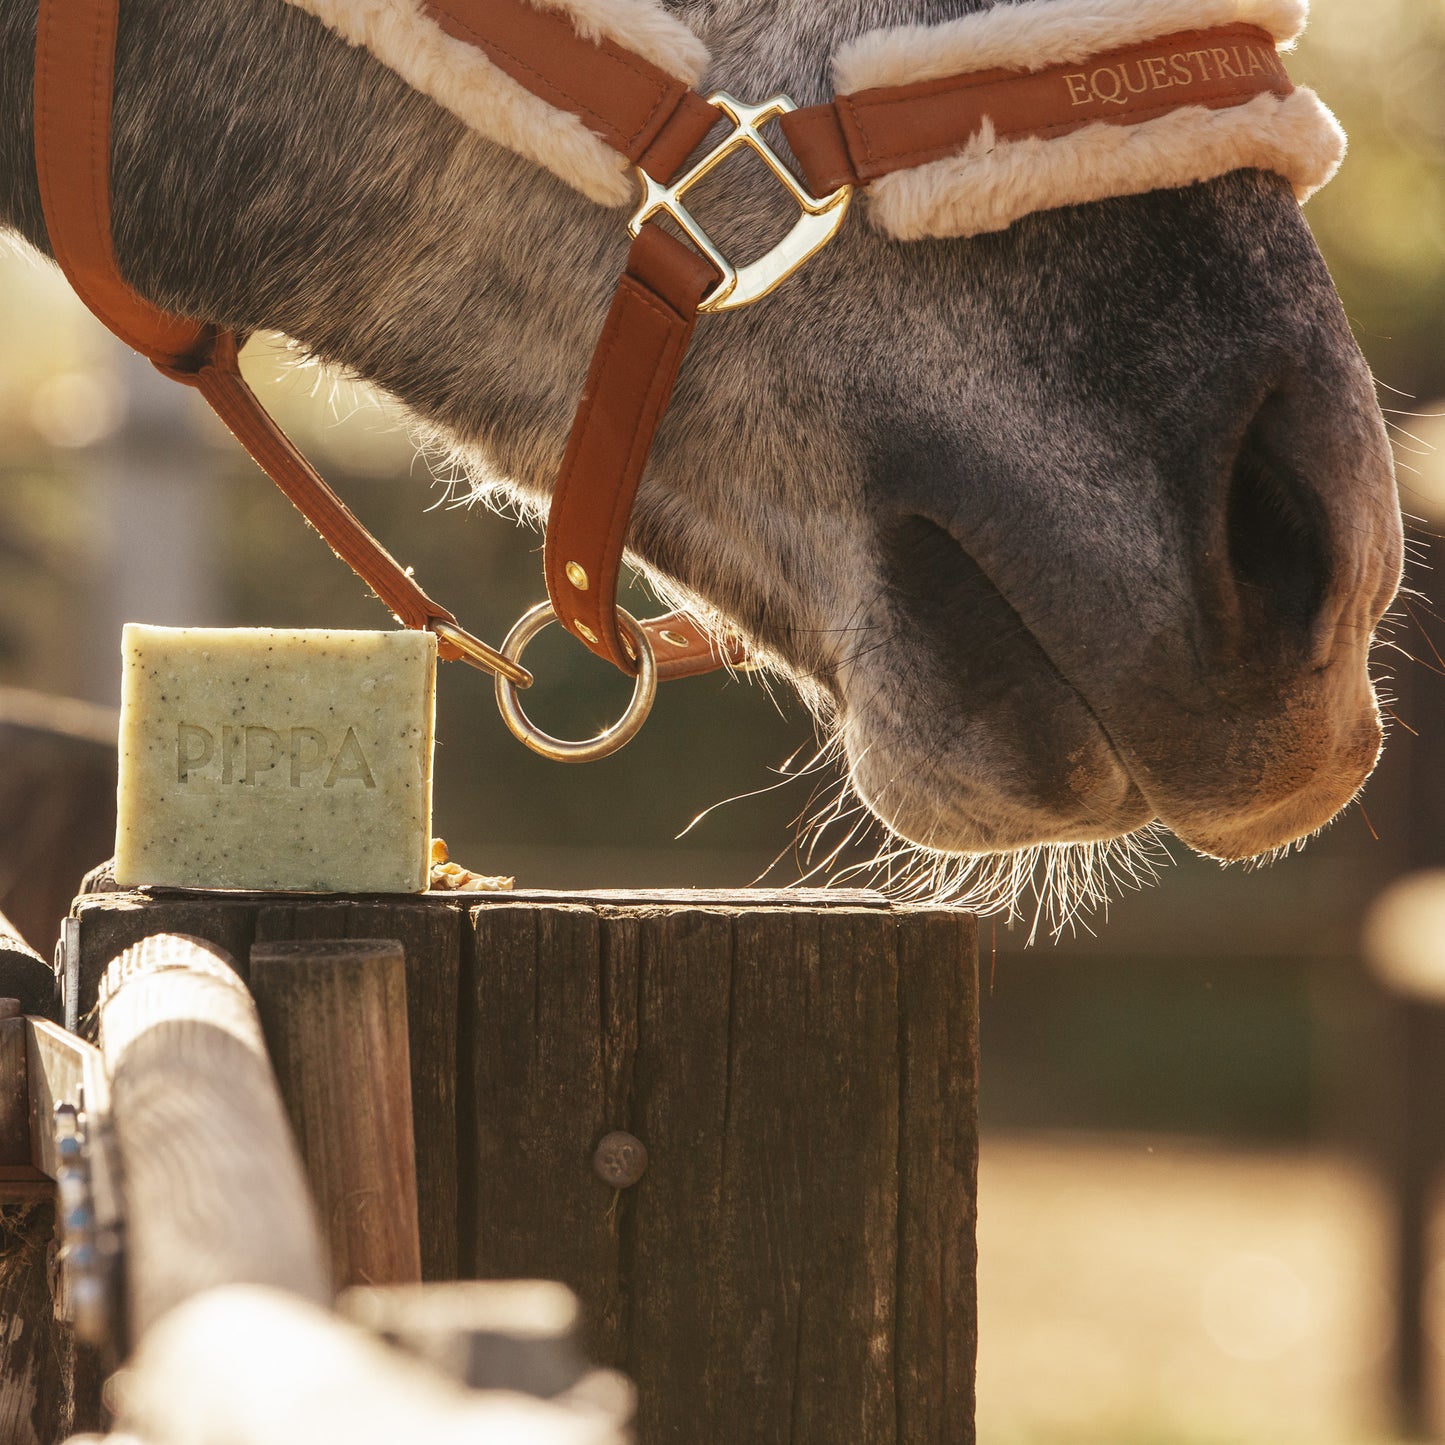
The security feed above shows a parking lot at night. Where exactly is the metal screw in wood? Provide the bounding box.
[593,1131,648,1189]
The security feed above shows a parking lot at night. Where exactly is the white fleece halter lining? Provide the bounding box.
[282,0,1344,239]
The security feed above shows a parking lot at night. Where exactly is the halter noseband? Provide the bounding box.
[32,0,1340,760]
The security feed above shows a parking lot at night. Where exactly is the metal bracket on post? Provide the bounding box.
[58,917,81,1035]
[27,1020,124,1352]
[54,1096,119,1348]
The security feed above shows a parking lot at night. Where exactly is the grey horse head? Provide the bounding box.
[0,0,1402,905]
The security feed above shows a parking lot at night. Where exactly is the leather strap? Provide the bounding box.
[420,5,744,674]
[422,5,1289,200]
[35,0,739,679]
[422,0,720,182]
[536,21,1293,672]
[34,0,510,665]
[34,0,213,372]
[192,334,472,656]
[543,224,746,677]
[780,26,1291,192]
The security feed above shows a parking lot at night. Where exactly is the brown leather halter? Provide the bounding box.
[32,0,1292,755]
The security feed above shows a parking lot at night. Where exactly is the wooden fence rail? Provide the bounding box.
[0,929,634,1444]
[98,932,332,1338]
[91,1283,626,1445]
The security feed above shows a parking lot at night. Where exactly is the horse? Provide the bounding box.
[0,0,1403,913]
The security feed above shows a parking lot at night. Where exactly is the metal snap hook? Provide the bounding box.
[429,617,534,687]
[495,602,657,762]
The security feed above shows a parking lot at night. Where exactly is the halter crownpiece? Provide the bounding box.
[33,0,1344,760]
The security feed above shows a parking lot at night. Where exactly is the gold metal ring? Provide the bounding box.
[495,602,657,762]
[429,619,533,688]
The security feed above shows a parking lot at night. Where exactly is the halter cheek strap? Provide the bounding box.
[33,0,1337,744]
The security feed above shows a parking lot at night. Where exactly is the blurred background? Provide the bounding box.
[4,1,1445,1440]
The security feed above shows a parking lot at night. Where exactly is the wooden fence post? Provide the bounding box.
[71,888,979,1445]
[463,899,979,1445]
[250,938,423,1289]
[1365,874,1445,1437]
[91,930,629,1445]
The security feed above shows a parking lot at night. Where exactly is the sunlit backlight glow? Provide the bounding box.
[1199,1251,1317,1363]
[1364,869,1445,1003]
[29,370,123,449]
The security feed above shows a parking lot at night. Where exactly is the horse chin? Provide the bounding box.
[836,654,1385,874]
[843,749,1152,856]
[836,682,1156,857]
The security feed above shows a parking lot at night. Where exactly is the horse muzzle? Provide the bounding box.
[839,338,1402,863]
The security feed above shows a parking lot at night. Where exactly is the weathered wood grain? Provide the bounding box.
[0,910,57,1022]
[461,904,622,1356]
[251,938,422,1289]
[0,1011,28,1167]
[74,895,258,1028]
[461,898,979,1445]
[68,888,978,1443]
[0,694,119,959]
[24,1020,114,1209]
[0,1199,106,1445]
[73,893,460,1279]
[98,932,331,1339]
[253,901,461,1280]
[896,908,979,1442]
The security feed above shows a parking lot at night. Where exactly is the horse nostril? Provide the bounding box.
[1224,397,1333,641]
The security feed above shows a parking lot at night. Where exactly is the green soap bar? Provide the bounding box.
[116,625,436,893]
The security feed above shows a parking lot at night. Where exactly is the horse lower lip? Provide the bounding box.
[1130,678,1384,860]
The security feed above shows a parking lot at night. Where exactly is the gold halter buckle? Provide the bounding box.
[630,93,853,313]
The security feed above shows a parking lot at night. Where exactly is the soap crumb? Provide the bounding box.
[428,837,512,893]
